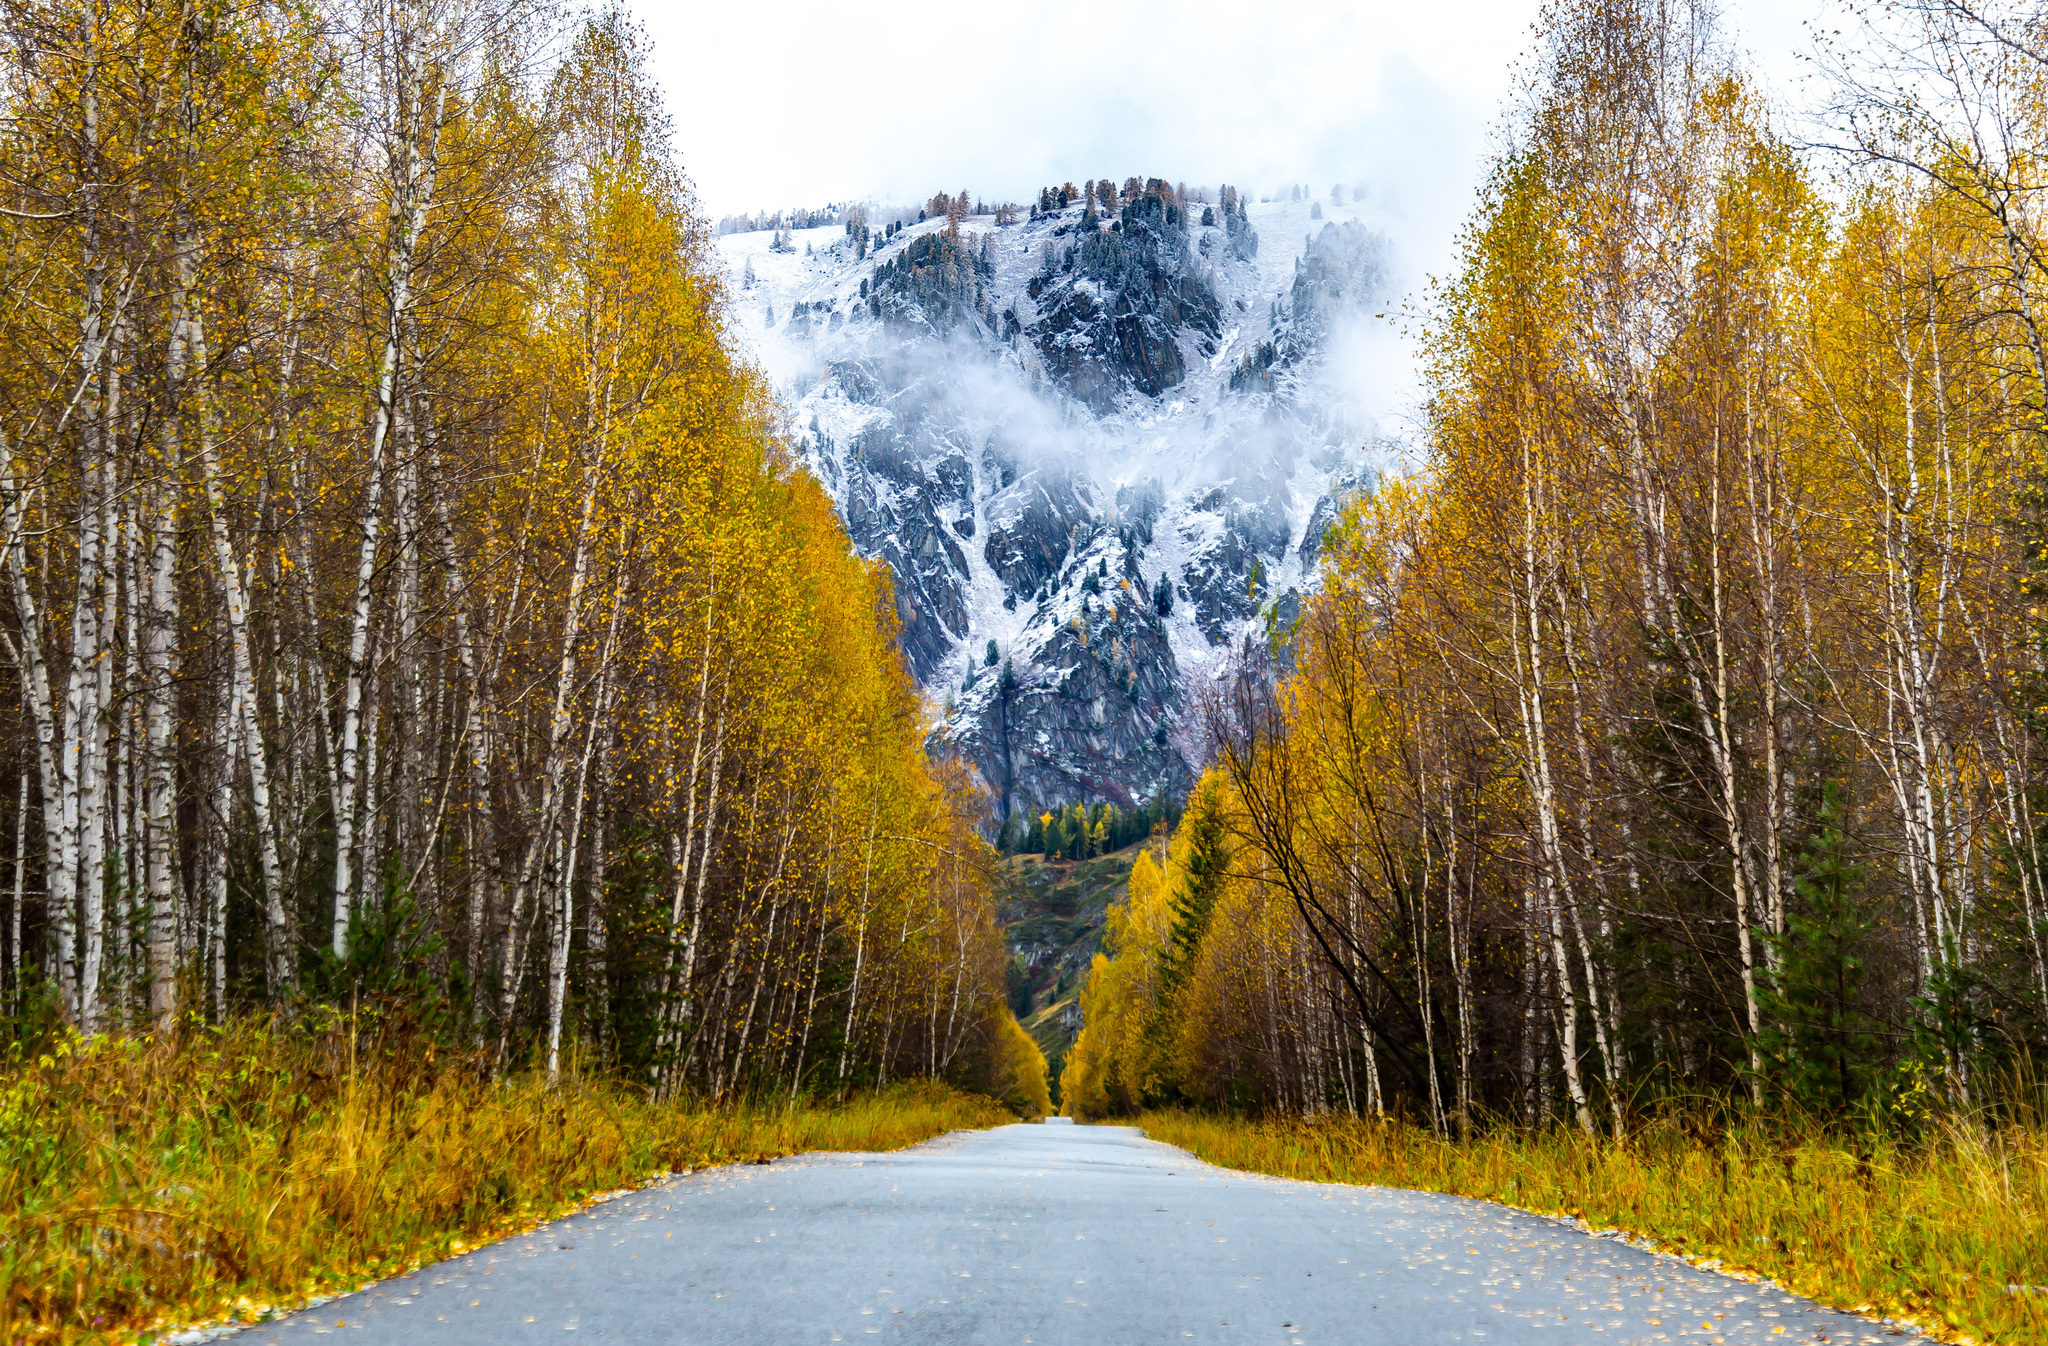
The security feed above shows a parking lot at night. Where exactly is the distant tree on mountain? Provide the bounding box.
[928,189,973,222]
[870,227,988,330]
[843,207,874,259]
[1228,340,1277,392]
[1220,190,1257,260]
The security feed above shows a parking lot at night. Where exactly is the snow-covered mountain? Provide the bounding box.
[715,182,1397,835]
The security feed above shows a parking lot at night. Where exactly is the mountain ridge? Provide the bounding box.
[715,181,1397,832]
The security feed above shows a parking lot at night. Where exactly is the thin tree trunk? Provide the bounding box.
[192,316,291,998]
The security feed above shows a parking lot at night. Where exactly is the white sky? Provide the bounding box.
[640,0,1830,290]
[637,0,1832,437]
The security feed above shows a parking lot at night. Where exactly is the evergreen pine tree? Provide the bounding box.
[1757,783,1882,1116]
[1160,788,1227,998]
[1134,786,1229,1104]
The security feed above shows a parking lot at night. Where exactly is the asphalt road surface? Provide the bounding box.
[249,1120,1914,1346]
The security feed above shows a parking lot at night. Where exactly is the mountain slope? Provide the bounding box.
[716,183,1396,829]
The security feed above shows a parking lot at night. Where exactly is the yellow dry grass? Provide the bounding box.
[0,1013,1012,1344]
[1136,1109,2048,1345]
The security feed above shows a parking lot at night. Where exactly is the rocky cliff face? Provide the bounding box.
[1030,193,1224,411]
[718,184,1395,829]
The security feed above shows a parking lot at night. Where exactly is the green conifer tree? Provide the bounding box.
[1757,784,1882,1117]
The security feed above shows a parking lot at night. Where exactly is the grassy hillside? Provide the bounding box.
[998,841,1150,1097]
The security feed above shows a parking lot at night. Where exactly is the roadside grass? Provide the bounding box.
[0,1012,1013,1344]
[1136,1108,2048,1346]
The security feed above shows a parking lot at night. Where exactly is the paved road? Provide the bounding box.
[253,1120,1912,1346]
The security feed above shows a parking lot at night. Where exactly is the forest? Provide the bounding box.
[1063,0,2048,1135]
[0,0,1036,1104]
[9,0,2048,1337]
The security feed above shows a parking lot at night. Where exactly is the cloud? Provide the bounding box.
[650,0,1835,444]
[639,0,1540,271]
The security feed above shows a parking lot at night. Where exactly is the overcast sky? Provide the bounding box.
[639,0,1830,289]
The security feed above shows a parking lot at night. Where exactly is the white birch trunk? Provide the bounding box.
[334,33,449,959]
[192,316,292,997]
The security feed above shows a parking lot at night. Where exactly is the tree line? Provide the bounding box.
[1013,799,1174,864]
[1064,0,2048,1130]
[0,0,1038,1106]
[714,203,847,236]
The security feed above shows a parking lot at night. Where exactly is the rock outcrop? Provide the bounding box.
[715,187,1396,829]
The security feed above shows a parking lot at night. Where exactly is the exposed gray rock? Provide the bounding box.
[1177,471,1295,646]
[983,468,1091,598]
[1298,463,1377,570]
[1284,221,1391,361]
[1115,478,1165,544]
[1029,195,1222,413]
[838,423,973,680]
[945,535,1189,823]
[716,189,1397,830]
